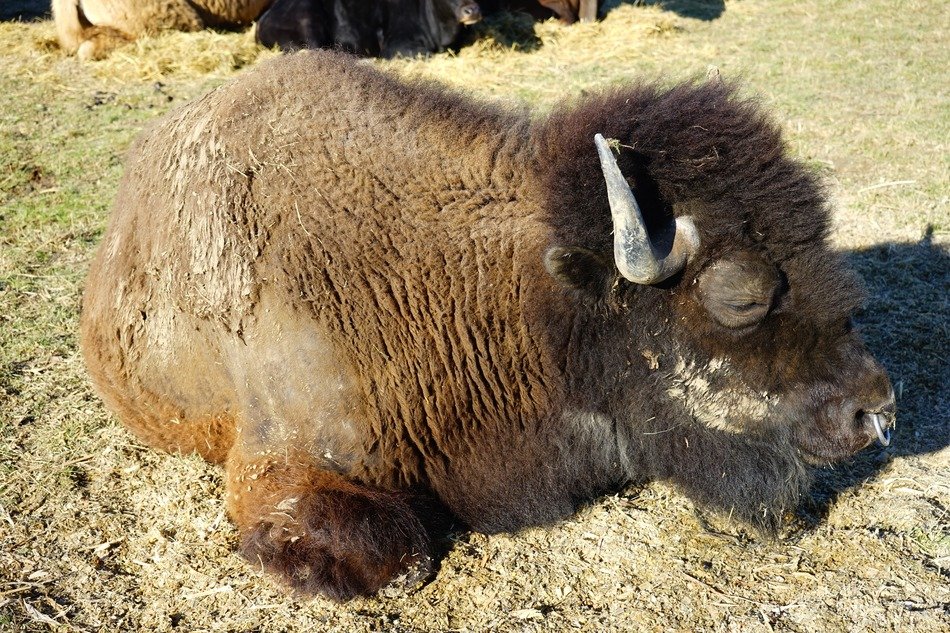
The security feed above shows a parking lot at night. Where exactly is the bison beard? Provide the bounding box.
[80,51,895,600]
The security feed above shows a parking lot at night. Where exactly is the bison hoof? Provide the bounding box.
[377,556,434,598]
[239,488,432,601]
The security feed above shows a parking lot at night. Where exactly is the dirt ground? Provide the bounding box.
[0,1,947,631]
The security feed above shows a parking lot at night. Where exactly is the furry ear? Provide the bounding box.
[543,246,612,294]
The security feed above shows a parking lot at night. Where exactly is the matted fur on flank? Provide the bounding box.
[80,50,894,600]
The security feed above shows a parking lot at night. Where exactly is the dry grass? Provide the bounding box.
[1,1,948,631]
[0,22,278,85]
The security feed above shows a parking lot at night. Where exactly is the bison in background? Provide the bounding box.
[53,0,480,60]
[52,0,273,60]
[482,0,597,24]
[80,50,896,601]
[256,0,483,57]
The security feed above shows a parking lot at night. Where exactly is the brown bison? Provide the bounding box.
[53,0,273,60]
[54,0,483,61]
[80,51,896,600]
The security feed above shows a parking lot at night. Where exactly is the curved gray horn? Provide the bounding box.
[594,133,699,284]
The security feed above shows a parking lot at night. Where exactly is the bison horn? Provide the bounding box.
[594,134,699,285]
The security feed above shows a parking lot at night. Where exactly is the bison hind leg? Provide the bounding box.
[230,459,435,600]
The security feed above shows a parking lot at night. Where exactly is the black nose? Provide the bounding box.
[856,397,896,447]
[459,4,482,23]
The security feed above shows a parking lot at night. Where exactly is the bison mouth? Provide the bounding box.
[796,442,872,467]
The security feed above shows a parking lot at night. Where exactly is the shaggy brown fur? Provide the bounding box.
[53,0,272,60]
[80,50,895,600]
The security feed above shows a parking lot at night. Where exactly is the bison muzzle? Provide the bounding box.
[79,51,896,600]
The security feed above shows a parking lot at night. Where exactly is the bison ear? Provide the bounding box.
[543,246,612,295]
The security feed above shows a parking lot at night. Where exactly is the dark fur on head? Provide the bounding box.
[541,82,823,246]
[528,79,880,529]
[537,81,864,323]
[534,79,868,383]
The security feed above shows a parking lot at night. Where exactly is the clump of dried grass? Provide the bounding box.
[88,28,278,84]
[383,4,686,104]
[0,21,275,86]
[0,22,61,84]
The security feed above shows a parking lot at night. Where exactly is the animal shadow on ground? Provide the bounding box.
[0,0,49,22]
[466,10,543,52]
[798,232,949,528]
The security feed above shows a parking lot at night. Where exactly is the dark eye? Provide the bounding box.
[727,302,765,312]
[714,299,771,328]
[696,255,781,330]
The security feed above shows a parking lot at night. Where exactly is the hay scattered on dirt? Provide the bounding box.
[384,5,688,103]
[0,21,277,86]
[87,28,278,84]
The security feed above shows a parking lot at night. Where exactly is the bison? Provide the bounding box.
[52,0,274,60]
[80,50,896,601]
[482,0,597,24]
[256,0,483,57]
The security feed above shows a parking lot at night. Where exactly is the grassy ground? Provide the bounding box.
[1,0,947,631]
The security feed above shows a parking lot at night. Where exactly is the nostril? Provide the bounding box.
[856,409,893,447]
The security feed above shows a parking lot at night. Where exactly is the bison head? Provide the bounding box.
[596,132,894,462]
[414,0,482,53]
[454,0,483,25]
[540,82,895,526]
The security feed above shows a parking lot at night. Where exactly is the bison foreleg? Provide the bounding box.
[225,450,433,600]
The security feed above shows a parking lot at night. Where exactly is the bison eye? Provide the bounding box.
[727,302,764,312]
[697,254,781,330]
[715,300,772,328]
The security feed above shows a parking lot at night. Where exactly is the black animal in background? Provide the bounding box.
[256,0,483,57]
